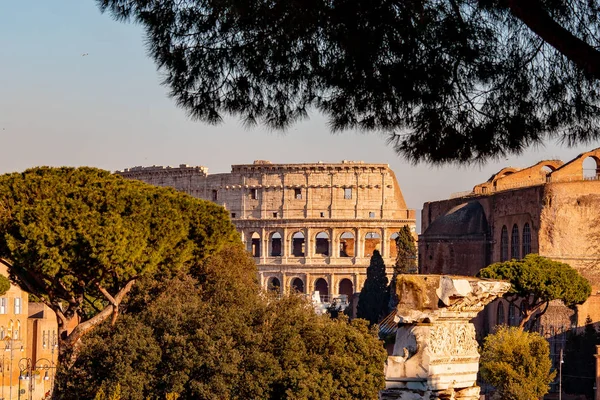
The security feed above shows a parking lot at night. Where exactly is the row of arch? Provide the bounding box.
[248,230,401,258]
[500,223,532,262]
[266,276,355,301]
[0,320,22,341]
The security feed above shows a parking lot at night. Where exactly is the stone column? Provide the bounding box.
[304,228,311,260]
[382,275,511,400]
[282,228,288,262]
[381,228,388,259]
[260,228,267,263]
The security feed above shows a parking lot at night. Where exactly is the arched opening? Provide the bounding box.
[315,231,330,256]
[314,278,329,302]
[364,232,381,257]
[339,232,355,257]
[270,232,282,257]
[250,232,261,257]
[497,302,505,325]
[511,224,519,260]
[291,277,304,293]
[540,165,553,175]
[500,226,508,261]
[291,231,305,257]
[583,156,600,179]
[339,278,354,298]
[389,232,399,259]
[267,277,281,293]
[522,223,531,256]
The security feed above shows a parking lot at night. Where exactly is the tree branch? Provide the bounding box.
[507,0,600,79]
[64,279,136,347]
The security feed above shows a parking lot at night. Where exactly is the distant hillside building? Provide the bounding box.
[118,160,416,300]
[420,148,600,331]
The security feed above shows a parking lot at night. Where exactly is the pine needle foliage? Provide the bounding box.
[97,0,600,164]
[479,254,591,330]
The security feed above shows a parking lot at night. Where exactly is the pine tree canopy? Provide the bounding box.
[479,254,591,329]
[0,167,237,360]
[98,0,600,164]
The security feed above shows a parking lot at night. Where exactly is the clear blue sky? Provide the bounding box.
[1,1,595,227]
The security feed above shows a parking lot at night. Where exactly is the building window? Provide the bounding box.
[43,330,47,348]
[0,298,7,314]
[212,190,218,201]
[497,302,505,325]
[273,212,278,218]
[0,327,4,340]
[294,188,302,199]
[14,298,21,315]
[15,320,20,339]
[522,223,531,256]
[500,226,509,262]
[369,212,375,218]
[511,224,519,260]
[344,188,352,200]
[231,212,236,218]
[250,188,257,200]
[320,212,325,217]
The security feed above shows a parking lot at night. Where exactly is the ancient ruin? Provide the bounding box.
[420,148,600,330]
[381,275,510,400]
[117,160,416,300]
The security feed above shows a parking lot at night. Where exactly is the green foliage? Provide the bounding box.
[357,250,389,325]
[57,244,386,400]
[480,326,556,400]
[394,226,417,275]
[0,167,238,354]
[478,254,591,328]
[563,316,600,398]
[388,226,417,312]
[98,0,600,164]
[0,275,10,296]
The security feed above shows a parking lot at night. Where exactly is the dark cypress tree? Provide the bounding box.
[388,226,417,312]
[357,250,389,325]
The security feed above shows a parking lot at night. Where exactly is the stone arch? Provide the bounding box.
[339,231,355,257]
[500,226,509,262]
[291,231,305,257]
[315,231,330,256]
[511,224,519,260]
[267,276,281,293]
[583,156,600,179]
[269,232,282,257]
[364,232,381,257]
[290,277,305,293]
[338,278,354,298]
[314,278,329,302]
[389,232,400,259]
[249,232,261,257]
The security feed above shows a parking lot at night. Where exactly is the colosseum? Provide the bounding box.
[118,160,416,302]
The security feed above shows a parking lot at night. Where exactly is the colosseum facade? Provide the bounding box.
[118,160,416,301]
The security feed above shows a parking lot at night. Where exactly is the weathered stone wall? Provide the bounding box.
[420,149,600,328]
[118,160,416,297]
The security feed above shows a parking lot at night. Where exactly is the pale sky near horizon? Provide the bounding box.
[1,1,597,228]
